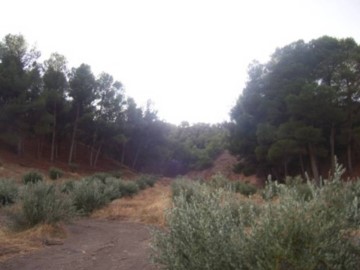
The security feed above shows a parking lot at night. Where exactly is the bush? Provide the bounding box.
[208,173,230,189]
[136,174,158,190]
[23,171,43,184]
[232,181,257,196]
[243,186,360,269]
[103,177,122,201]
[0,179,18,206]
[60,180,76,194]
[261,177,284,200]
[118,180,139,197]
[92,172,112,183]
[242,165,256,176]
[171,178,201,203]
[152,170,360,269]
[110,170,123,178]
[233,162,244,174]
[49,167,64,180]
[71,178,109,215]
[152,186,246,269]
[8,182,74,229]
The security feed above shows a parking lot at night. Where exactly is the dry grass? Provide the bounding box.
[0,223,66,262]
[92,183,171,226]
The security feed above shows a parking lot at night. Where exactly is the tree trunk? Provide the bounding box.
[299,153,305,179]
[50,103,57,162]
[68,105,80,165]
[90,145,94,167]
[308,143,320,185]
[330,123,336,174]
[121,142,126,164]
[283,159,288,179]
[89,128,98,167]
[93,142,103,168]
[132,143,141,169]
[347,139,353,174]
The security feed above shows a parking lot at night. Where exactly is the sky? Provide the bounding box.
[1,0,360,125]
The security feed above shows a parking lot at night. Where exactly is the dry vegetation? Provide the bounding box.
[0,222,66,262]
[92,182,171,226]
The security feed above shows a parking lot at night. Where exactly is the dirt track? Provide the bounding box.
[0,219,157,270]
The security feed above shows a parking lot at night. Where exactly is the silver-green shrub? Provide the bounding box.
[136,174,159,190]
[171,178,202,202]
[117,180,139,197]
[71,178,109,215]
[8,182,73,229]
[152,186,246,269]
[152,169,360,270]
[49,167,64,180]
[23,171,43,184]
[0,179,18,206]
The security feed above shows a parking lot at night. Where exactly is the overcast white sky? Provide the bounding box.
[1,0,360,125]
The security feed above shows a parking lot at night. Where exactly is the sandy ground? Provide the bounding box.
[0,219,157,270]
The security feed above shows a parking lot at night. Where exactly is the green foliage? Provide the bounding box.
[208,173,230,189]
[8,182,74,229]
[166,123,228,174]
[0,179,18,206]
[48,167,64,180]
[230,36,360,180]
[71,178,109,215]
[242,165,257,176]
[23,171,43,184]
[152,172,360,270]
[102,177,122,201]
[60,180,75,194]
[171,178,202,202]
[109,170,123,178]
[118,180,139,197]
[232,162,244,174]
[152,186,246,269]
[135,174,158,189]
[91,172,112,183]
[208,174,257,196]
[232,181,257,196]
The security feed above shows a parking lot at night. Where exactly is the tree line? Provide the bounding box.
[0,34,227,175]
[229,36,360,183]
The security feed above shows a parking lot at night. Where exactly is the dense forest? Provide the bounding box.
[229,36,360,182]
[2,33,360,181]
[0,34,227,175]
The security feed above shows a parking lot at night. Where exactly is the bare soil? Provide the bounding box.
[0,219,157,270]
[187,150,263,187]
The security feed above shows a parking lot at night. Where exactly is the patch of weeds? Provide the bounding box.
[0,179,18,206]
[23,171,43,184]
[49,167,64,180]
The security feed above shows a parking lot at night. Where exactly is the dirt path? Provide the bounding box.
[0,219,157,270]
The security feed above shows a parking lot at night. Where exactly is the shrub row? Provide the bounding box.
[4,172,158,230]
[71,177,140,214]
[172,174,258,198]
[153,165,360,269]
[22,167,64,183]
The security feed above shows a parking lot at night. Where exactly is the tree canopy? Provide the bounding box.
[0,33,227,175]
[229,36,360,182]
